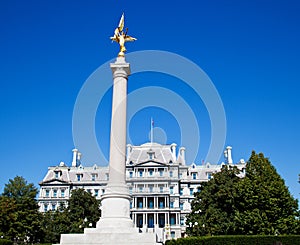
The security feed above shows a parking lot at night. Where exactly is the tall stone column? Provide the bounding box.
[96,56,133,229]
[59,54,156,245]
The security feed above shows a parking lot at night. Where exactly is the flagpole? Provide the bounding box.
[150,118,153,144]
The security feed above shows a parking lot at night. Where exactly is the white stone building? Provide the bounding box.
[38,143,246,240]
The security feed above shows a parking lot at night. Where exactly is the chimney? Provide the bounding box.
[126,144,132,157]
[77,152,82,164]
[126,144,132,164]
[72,149,78,167]
[225,146,233,164]
[171,143,177,161]
[179,147,186,165]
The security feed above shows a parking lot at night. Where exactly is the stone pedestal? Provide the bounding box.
[57,57,157,244]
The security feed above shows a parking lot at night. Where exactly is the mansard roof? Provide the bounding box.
[40,165,109,185]
[126,142,178,165]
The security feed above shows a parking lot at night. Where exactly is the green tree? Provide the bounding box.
[186,165,241,236]
[0,196,17,238]
[67,188,101,233]
[186,151,300,236]
[41,188,101,243]
[234,151,300,235]
[41,208,70,243]
[1,176,44,243]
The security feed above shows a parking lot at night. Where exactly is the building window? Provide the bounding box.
[106,173,109,181]
[130,202,132,209]
[180,203,183,210]
[180,218,185,225]
[53,189,57,198]
[169,171,173,177]
[148,152,154,160]
[139,187,143,193]
[192,173,197,180]
[61,189,65,198]
[44,204,48,212]
[158,214,165,228]
[95,189,99,197]
[190,188,194,196]
[207,172,212,180]
[77,174,82,181]
[149,200,154,208]
[129,171,133,178]
[52,204,56,211]
[92,174,96,181]
[148,215,154,228]
[129,187,133,194]
[159,200,164,208]
[179,173,182,179]
[87,189,91,194]
[45,189,50,197]
[170,216,176,225]
[171,231,175,238]
[160,186,163,193]
[149,169,153,176]
[180,188,183,195]
[170,202,174,208]
[170,186,174,194]
[54,171,59,179]
[159,169,163,177]
[138,200,143,208]
[149,186,153,193]
[139,170,143,177]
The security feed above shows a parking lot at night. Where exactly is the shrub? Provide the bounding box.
[165,235,300,245]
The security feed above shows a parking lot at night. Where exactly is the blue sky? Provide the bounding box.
[1,1,299,200]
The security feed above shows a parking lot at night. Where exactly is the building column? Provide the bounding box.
[133,213,136,227]
[166,212,169,225]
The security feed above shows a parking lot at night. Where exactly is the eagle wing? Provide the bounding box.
[124,35,137,42]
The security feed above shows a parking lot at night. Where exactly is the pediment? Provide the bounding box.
[39,178,69,185]
[134,160,168,167]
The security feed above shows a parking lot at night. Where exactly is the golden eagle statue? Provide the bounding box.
[110,13,137,57]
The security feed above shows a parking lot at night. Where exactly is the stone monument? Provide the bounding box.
[57,14,157,245]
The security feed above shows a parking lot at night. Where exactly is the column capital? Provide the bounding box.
[110,57,131,78]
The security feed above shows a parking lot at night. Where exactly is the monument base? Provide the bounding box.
[58,213,158,245]
[59,227,157,245]
[57,184,158,245]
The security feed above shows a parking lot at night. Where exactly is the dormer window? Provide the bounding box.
[77,174,83,181]
[91,174,97,181]
[192,172,197,180]
[148,150,155,160]
[54,170,61,179]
